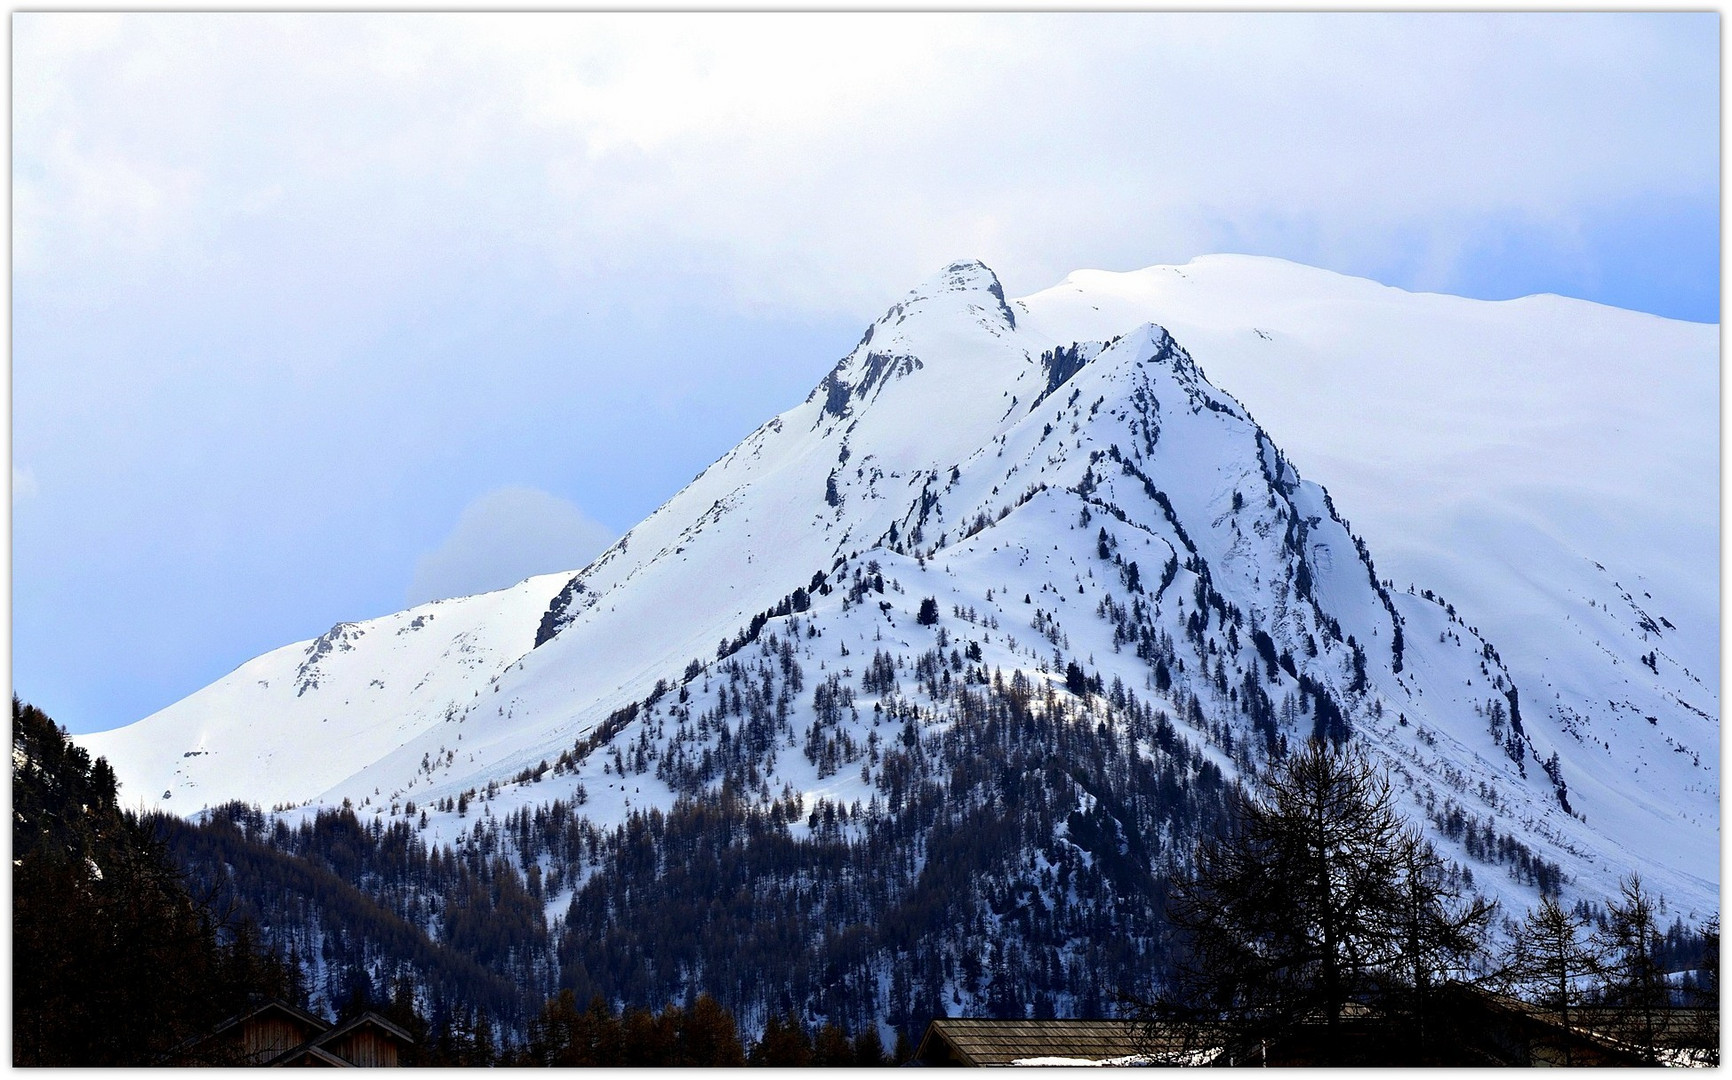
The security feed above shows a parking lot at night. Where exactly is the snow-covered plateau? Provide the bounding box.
[82,255,1718,924]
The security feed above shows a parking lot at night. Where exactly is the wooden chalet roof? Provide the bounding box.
[311,1011,416,1049]
[916,996,1718,1068]
[1479,993,1719,1065]
[205,998,331,1042]
[170,997,332,1065]
[268,1043,353,1067]
[1570,1005,1719,1049]
[264,1011,416,1067]
[915,1018,1154,1066]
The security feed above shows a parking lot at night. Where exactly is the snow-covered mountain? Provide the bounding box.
[82,256,1718,923]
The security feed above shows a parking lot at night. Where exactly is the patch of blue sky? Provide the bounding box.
[14,263,857,732]
[1449,195,1719,325]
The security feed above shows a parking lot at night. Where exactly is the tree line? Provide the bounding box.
[11,696,910,1066]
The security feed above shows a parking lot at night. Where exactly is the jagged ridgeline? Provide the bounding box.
[86,258,1718,1043]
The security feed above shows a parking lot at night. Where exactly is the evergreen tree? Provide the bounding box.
[1385,836,1496,1056]
[1499,895,1603,1066]
[750,1011,814,1065]
[479,1009,501,1065]
[1594,874,1668,1064]
[1682,916,1720,1065]
[1153,740,1487,1065]
[813,1020,854,1065]
[678,994,746,1066]
[570,994,625,1065]
[852,1024,888,1066]
[620,1003,674,1065]
[382,974,430,1066]
[1691,915,1719,1008]
[527,989,584,1066]
[12,698,297,1065]
[891,1027,916,1066]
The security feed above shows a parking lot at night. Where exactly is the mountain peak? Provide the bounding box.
[905,259,1016,329]
[928,258,999,291]
[808,260,1027,424]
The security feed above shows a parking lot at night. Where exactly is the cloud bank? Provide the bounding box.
[16,13,1717,316]
[406,485,616,606]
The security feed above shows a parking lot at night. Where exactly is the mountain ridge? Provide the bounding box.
[80,255,1719,926]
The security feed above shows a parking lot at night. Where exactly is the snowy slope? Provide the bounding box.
[79,257,1718,921]
[1018,255,1719,725]
[80,572,572,811]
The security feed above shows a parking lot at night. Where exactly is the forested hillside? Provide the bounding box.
[159,670,1231,1046]
[12,698,297,1065]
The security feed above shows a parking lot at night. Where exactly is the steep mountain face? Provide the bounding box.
[80,257,1718,1021]
[1016,257,1720,858]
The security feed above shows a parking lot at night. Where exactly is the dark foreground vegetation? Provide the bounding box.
[1137,741,1719,1066]
[13,696,1716,1065]
[12,698,298,1064]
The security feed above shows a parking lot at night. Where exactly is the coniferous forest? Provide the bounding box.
[12,699,299,1065]
[16,685,1719,1065]
[135,665,1234,1054]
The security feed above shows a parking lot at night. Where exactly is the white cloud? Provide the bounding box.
[406,485,615,606]
[11,12,1716,315]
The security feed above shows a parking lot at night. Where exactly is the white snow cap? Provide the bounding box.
[79,253,1718,923]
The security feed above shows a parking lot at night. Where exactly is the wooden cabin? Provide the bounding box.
[181,999,414,1067]
[191,1000,333,1065]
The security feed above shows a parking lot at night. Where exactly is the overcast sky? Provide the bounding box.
[11,12,1719,733]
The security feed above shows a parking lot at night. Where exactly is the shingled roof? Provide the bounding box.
[914,1018,1164,1066]
[914,994,1721,1068]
